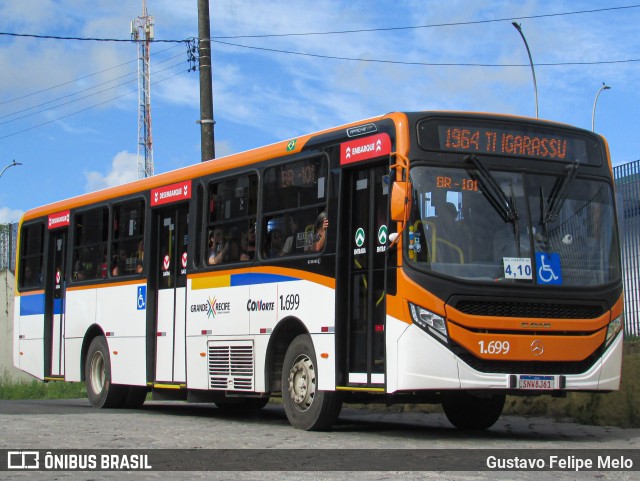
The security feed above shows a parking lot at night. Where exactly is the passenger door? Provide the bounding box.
[341,164,389,387]
[44,228,67,379]
[153,204,189,383]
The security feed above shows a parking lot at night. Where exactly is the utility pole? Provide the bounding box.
[198,0,215,161]
[131,0,155,178]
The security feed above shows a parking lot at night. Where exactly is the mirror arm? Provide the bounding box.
[389,152,411,248]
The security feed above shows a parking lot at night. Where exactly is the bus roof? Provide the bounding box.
[20,110,600,223]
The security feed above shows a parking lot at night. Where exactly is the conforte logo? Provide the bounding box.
[247,299,275,312]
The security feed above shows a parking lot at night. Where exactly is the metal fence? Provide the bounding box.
[0,222,18,273]
[614,159,640,338]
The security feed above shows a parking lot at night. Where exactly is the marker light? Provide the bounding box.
[605,315,623,347]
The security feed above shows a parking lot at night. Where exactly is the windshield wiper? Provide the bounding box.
[543,159,580,224]
[466,154,519,223]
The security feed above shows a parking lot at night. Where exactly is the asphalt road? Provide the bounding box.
[0,399,638,480]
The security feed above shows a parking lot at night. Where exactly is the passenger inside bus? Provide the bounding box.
[309,211,329,252]
[111,249,128,276]
[208,228,226,265]
[282,215,300,255]
[263,229,284,257]
[239,223,256,261]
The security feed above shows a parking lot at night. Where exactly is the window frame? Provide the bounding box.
[261,152,330,259]
[204,173,259,267]
[70,205,110,283]
[18,221,45,291]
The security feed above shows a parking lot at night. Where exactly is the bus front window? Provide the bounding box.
[407,164,620,287]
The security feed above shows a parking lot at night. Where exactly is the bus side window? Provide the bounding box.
[111,200,145,276]
[206,175,257,266]
[262,155,328,257]
[72,207,109,282]
[19,222,44,289]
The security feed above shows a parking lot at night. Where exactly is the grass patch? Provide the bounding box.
[0,374,86,400]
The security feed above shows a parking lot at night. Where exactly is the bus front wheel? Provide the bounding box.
[85,336,126,408]
[442,391,505,430]
[281,334,342,431]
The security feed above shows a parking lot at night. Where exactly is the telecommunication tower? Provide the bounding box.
[131,1,154,178]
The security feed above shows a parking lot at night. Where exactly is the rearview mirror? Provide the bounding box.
[391,181,412,222]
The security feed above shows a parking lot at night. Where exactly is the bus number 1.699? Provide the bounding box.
[279,294,300,311]
[478,340,510,355]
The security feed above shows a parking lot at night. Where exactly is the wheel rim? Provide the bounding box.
[89,350,106,395]
[287,353,316,412]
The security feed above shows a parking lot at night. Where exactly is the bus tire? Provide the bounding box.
[85,336,126,408]
[442,391,505,430]
[282,334,342,431]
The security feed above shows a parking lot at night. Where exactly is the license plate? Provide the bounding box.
[519,375,555,390]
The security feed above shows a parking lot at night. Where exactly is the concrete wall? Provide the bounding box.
[0,270,31,382]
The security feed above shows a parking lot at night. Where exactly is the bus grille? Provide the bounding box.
[452,300,604,319]
[452,342,602,375]
[208,341,254,391]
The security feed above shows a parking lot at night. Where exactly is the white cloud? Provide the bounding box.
[0,206,24,223]
[85,150,138,192]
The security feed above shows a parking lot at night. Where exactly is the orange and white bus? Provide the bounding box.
[13,111,623,430]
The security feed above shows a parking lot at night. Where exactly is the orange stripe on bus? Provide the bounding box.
[66,278,147,291]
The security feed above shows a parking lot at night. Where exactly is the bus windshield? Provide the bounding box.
[407,164,621,287]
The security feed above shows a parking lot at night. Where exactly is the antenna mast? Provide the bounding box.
[131,0,154,178]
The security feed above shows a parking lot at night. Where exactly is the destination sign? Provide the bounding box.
[418,119,601,165]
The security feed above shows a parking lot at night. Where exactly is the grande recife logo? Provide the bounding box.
[151,180,192,207]
[340,133,391,165]
[190,296,230,319]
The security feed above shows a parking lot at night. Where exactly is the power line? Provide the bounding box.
[0,31,186,43]
[0,51,186,122]
[0,59,188,127]
[212,4,640,38]
[1,4,638,43]
[0,68,190,141]
[213,39,640,67]
[0,44,182,106]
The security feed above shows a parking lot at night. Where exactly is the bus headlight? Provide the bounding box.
[605,314,623,347]
[409,302,448,343]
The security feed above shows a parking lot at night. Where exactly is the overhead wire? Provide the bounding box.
[1,3,638,137]
[0,43,182,106]
[211,4,640,38]
[0,65,190,141]
[212,39,640,67]
[0,50,187,122]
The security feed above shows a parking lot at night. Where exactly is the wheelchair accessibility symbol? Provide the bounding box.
[535,252,562,285]
[137,286,147,310]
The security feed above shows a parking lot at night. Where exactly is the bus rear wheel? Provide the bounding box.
[85,336,126,408]
[442,391,505,430]
[282,334,342,431]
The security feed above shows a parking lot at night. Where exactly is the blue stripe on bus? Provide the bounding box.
[230,273,298,286]
[19,294,63,316]
[20,294,45,316]
[54,298,63,315]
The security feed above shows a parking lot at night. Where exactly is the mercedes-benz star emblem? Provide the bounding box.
[531,340,544,356]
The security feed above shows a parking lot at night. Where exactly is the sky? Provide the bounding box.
[1,0,639,223]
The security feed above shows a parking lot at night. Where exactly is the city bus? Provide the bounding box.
[13,111,623,430]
